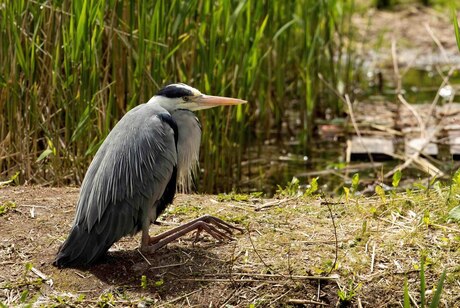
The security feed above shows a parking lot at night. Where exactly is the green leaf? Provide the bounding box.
[76,0,88,56]
[429,270,446,308]
[20,290,29,303]
[154,279,164,287]
[276,177,300,197]
[375,185,386,202]
[433,181,443,197]
[236,103,244,123]
[0,201,16,216]
[451,168,460,195]
[343,186,350,202]
[361,220,367,237]
[453,168,460,185]
[71,104,91,143]
[351,173,359,192]
[36,149,54,163]
[448,205,460,221]
[141,275,148,289]
[305,177,319,196]
[392,170,402,188]
[0,171,20,187]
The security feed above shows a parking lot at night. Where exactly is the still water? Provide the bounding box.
[235,68,460,196]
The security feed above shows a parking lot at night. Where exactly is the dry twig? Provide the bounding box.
[287,298,328,306]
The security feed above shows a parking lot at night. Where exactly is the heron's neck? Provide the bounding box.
[170,109,201,193]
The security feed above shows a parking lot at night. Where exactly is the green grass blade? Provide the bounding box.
[75,0,88,59]
[403,277,410,308]
[429,270,446,308]
[453,5,460,53]
[420,256,426,308]
[0,0,356,190]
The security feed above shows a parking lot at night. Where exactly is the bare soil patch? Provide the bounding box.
[1,185,460,306]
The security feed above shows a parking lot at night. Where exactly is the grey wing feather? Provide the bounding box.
[54,104,177,267]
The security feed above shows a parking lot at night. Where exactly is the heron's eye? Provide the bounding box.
[183,96,190,102]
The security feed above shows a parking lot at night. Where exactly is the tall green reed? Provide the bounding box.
[0,0,354,192]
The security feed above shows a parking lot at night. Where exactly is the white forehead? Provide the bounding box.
[168,83,202,96]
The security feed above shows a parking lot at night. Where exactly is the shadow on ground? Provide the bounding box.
[89,242,232,298]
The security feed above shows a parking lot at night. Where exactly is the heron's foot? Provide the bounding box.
[140,215,244,254]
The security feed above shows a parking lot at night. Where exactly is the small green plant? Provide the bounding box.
[351,173,360,193]
[0,201,16,216]
[276,177,300,197]
[388,170,403,199]
[343,173,360,202]
[343,186,350,202]
[0,171,20,187]
[53,293,83,306]
[337,280,361,304]
[422,211,431,227]
[141,275,148,289]
[451,169,460,192]
[392,170,402,188]
[23,262,33,280]
[311,259,338,275]
[19,290,29,304]
[154,279,164,287]
[98,292,115,307]
[304,177,319,197]
[361,220,369,239]
[404,256,447,308]
[432,180,443,198]
[375,185,386,202]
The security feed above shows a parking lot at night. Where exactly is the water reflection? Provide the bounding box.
[237,68,460,196]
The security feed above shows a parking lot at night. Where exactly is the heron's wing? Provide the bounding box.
[75,104,178,235]
[54,104,180,267]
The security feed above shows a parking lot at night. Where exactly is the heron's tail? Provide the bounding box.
[53,224,112,268]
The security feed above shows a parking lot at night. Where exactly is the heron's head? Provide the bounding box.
[153,83,246,111]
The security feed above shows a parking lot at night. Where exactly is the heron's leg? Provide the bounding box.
[141,223,151,250]
[149,215,243,244]
[144,220,232,253]
[141,215,243,253]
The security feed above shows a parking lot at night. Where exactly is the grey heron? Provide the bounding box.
[53,83,246,268]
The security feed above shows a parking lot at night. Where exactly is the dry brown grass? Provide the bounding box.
[1,185,460,307]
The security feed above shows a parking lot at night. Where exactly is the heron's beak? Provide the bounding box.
[194,95,247,109]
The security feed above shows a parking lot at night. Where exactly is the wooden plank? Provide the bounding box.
[349,136,394,155]
[448,130,460,155]
[405,137,438,157]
